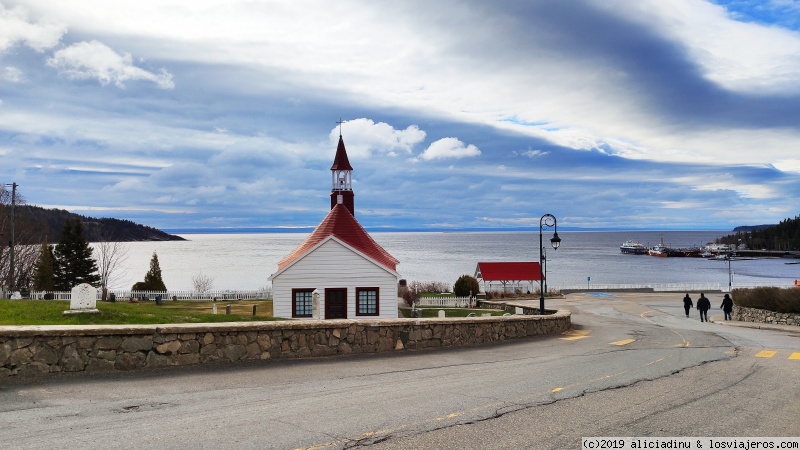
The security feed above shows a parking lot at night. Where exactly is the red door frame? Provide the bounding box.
[325,288,347,319]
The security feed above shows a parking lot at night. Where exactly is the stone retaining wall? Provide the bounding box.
[732,305,800,327]
[0,311,571,379]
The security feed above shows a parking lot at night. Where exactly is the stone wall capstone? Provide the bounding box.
[0,312,571,379]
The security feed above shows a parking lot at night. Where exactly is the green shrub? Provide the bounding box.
[453,275,480,297]
[732,287,800,313]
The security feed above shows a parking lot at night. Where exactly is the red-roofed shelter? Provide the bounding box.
[270,133,400,320]
[474,261,541,293]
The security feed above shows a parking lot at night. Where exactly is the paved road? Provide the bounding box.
[1,292,798,449]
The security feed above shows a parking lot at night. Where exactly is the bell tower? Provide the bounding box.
[330,133,355,216]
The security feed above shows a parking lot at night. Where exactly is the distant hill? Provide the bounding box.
[11,205,185,242]
[732,224,775,232]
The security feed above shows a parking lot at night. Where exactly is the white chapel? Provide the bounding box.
[269,133,400,319]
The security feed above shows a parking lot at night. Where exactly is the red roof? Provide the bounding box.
[330,135,353,171]
[277,204,398,272]
[475,262,542,281]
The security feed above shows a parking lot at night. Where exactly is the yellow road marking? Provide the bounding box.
[610,339,636,346]
[788,353,800,360]
[560,329,591,341]
[552,387,564,393]
[436,412,462,421]
[755,350,777,358]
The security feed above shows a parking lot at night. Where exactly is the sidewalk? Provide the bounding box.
[709,314,800,333]
[482,293,800,334]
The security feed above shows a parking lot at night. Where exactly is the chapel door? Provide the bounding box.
[325,288,347,319]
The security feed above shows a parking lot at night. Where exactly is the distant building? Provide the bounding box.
[269,134,400,319]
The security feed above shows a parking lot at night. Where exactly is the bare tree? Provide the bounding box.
[93,229,130,299]
[192,271,214,293]
[0,185,38,295]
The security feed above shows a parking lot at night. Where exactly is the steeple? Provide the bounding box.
[330,134,355,216]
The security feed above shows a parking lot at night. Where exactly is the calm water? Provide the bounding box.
[99,231,800,291]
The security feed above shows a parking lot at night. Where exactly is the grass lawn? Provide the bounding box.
[399,307,510,318]
[0,299,277,326]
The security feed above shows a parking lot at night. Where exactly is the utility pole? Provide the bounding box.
[10,182,16,292]
[4,182,16,292]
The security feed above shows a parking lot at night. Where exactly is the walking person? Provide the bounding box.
[720,293,734,321]
[697,293,711,322]
[682,293,693,318]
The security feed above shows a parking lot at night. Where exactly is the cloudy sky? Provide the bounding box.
[1,0,799,232]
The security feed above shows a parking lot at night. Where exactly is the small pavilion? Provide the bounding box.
[474,261,542,293]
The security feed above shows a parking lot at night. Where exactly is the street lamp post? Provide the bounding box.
[726,252,733,293]
[542,247,547,294]
[539,214,561,315]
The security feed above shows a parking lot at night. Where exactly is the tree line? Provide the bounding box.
[1,185,173,295]
[716,215,800,251]
[27,218,167,296]
[5,203,184,243]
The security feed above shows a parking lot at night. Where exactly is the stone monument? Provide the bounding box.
[63,283,101,315]
[312,289,321,320]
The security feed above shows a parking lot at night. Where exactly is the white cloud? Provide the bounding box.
[677,173,778,200]
[2,66,24,82]
[330,118,426,159]
[595,0,800,94]
[0,4,65,53]
[15,1,800,169]
[417,137,481,161]
[516,149,550,158]
[2,1,799,230]
[46,40,174,89]
[773,159,800,173]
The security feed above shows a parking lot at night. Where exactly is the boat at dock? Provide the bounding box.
[648,243,669,257]
[646,236,704,257]
[620,240,648,254]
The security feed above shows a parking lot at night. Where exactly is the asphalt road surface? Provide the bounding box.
[2,292,798,449]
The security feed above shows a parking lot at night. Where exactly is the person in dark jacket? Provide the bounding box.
[697,293,711,322]
[682,293,693,318]
[720,294,734,321]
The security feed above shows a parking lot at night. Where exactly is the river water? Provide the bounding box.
[99,231,800,292]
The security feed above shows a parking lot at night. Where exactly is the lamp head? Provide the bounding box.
[550,232,561,250]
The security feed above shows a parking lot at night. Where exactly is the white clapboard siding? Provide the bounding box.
[272,238,398,319]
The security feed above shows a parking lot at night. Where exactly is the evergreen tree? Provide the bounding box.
[53,218,100,289]
[32,240,56,291]
[142,251,167,291]
[453,274,480,297]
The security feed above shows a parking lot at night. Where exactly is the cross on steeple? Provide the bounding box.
[336,118,344,137]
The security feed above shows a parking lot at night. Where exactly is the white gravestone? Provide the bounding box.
[312,290,321,320]
[64,283,100,314]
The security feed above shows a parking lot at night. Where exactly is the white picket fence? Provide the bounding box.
[417,296,473,307]
[26,289,272,301]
